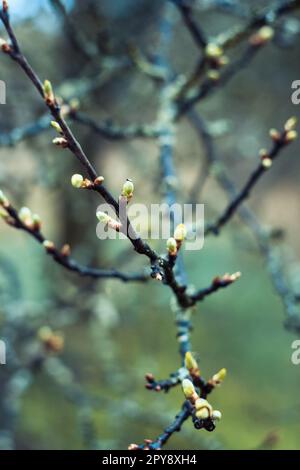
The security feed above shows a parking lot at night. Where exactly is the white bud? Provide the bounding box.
[18,207,32,223]
[212,410,222,421]
[71,174,84,188]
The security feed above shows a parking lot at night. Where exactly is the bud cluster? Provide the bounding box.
[166,223,187,257]
[18,206,42,231]
[182,379,222,425]
[205,43,229,82]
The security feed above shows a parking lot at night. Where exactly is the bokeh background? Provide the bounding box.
[0,0,300,450]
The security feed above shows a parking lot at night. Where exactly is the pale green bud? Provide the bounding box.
[182,378,195,399]
[51,121,63,134]
[122,179,134,198]
[71,174,84,189]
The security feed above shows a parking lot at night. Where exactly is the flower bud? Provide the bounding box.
[212,410,222,421]
[182,378,195,399]
[167,237,177,256]
[285,129,298,143]
[61,244,71,257]
[51,121,63,134]
[43,240,55,252]
[96,211,111,224]
[94,176,105,186]
[195,398,209,409]
[96,211,122,231]
[205,43,223,59]
[38,326,64,353]
[185,351,199,373]
[53,137,68,148]
[18,207,32,226]
[0,189,8,206]
[269,128,281,142]
[43,80,54,103]
[195,408,210,420]
[262,157,272,169]
[0,37,10,53]
[32,213,42,231]
[212,367,227,384]
[174,223,187,242]
[207,70,220,82]
[250,26,274,46]
[285,116,297,132]
[70,98,80,111]
[259,149,272,168]
[71,174,84,188]
[122,179,134,199]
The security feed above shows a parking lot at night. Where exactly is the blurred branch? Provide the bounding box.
[70,110,161,140]
[189,111,300,333]
[173,0,208,49]
[205,119,297,236]
[129,401,190,450]
[0,196,148,283]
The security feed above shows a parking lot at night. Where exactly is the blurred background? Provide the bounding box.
[0,0,300,450]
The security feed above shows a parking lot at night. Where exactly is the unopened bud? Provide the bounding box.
[285,129,298,143]
[207,70,220,82]
[260,149,272,168]
[32,213,42,231]
[0,37,10,53]
[53,137,68,148]
[43,80,54,103]
[43,240,55,252]
[212,367,227,384]
[96,211,111,224]
[71,174,84,188]
[94,176,105,186]
[212,410,222,421]
[70,98,80,111]
[196,407,210,420]
[51,121,63,134]
[0,189,8,206]
[250,26,274,46]
[185,351,199,374]
[122,179,134,199]
[167,237,177,256]
[285,116,297,132]
[195,398,212,411]
[174,223,187,242]
[2,1,9,12]
[61,244,71,257]
[96,211,122,231]
[182,378,196,399]
[262,157,272,169]
[205,43,223,59]
[18,207,32,226]
[269,128,281,142]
